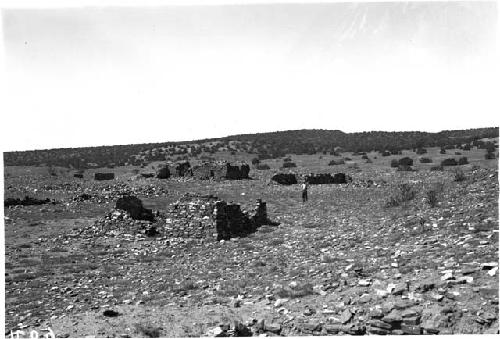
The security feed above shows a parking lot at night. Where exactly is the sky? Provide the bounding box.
[1,1,498,151]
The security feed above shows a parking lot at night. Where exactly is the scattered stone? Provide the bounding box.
[339,309,353,324]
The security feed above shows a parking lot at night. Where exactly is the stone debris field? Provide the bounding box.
[3,155,499,337]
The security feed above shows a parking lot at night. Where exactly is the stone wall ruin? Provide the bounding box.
[305,173,352,184]
[191,161,250,180]
[164,194,269,240]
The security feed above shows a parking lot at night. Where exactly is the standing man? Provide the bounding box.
[302,180,309,203]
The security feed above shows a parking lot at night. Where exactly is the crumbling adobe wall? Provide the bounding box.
[192,161,249,180]
[305,173,351,184]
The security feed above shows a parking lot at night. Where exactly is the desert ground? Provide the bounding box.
[3,145,499,337]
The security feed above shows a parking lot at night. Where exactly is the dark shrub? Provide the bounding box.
[344,157,352,161]
[282,162,297,168]
[361,155,369,160]
[455,152,462,155]
[381,151,391,157]
[328,159,345,166]
[366,158,373,163]
[458,157,468,165]
[94,172,115,180]
[420,157,433,163]
[485,151,496,160]
[454,169,466,182]
[390,159,399,168]
[399,157,414,166]
[440,148,446,154]
[416,148,427,155]
[256,164,270,170]
[251,157,260,165]
[441,158,458,166]
[430,165,444,171]
[283,157,292,162]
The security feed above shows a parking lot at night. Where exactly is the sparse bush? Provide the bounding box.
[385,183,417,207]
[485,151,496,160]
[441,158,458,166]
[454,169,466,182]
[458,156,468,165]
[347,162,359,169]
[47,166,57,177]
[420,157,433,163]
[134,324,161,338]
[425,182,444,208]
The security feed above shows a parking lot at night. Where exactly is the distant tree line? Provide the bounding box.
[3,127,498,169]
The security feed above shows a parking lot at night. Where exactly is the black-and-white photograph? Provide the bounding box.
[1,0,499,337]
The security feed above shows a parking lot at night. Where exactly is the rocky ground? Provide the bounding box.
[3,160,499,337]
